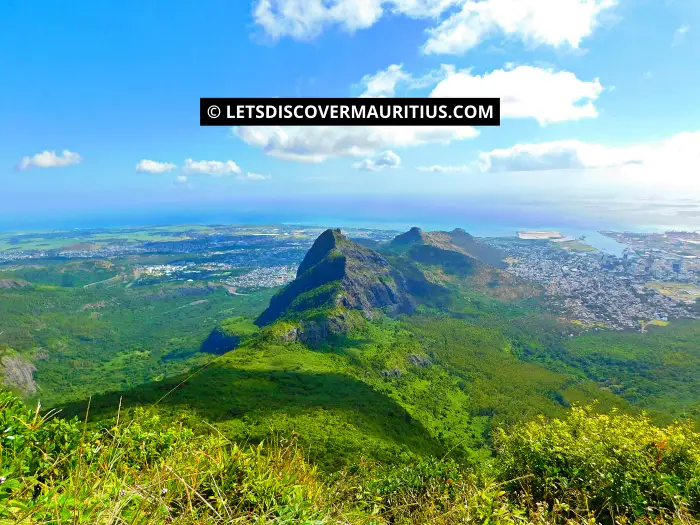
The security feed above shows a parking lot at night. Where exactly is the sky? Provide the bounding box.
[1,0,699,232]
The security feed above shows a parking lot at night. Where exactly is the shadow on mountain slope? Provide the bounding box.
[56,363,447,469]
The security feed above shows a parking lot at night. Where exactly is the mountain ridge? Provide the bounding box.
[255,228,415,339]
[252,226,519,343]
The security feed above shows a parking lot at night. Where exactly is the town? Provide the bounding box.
[487,232,700,331]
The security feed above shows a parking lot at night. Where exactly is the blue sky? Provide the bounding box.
[1,0,699,232]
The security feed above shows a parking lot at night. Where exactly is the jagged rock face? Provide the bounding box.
[337,235,414,315]
[274,311,359,345]
[256,229,414,327]
[1,355,38,396]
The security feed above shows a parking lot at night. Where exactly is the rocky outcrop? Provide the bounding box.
[448,228,506,269]
[254,226,510,344]
[272,310,361,345]
[1,354,38,396]
[408,354,431,367]
[383,226,505,270]
[256,229,414,327]
[0,279,31,289]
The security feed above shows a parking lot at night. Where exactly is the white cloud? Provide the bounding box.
[477,140,643,172]
[254,0,461,40]
[417,164,471,173]
[237,172,272,181]
[182,158,242,177]
[254,0,383,40]
[233,125,478,162]
[477,132,700,190]
[359,64,413,98]
[672,25,690,47]
[17,150,82,171]
[253,0,614,54]
[175,175,188,184]
[431,65,603,125]
[358,63,450,97]
[353,150,401,171]
[135,159,177,173]
[234,64,600,162]
[423,0,616,55]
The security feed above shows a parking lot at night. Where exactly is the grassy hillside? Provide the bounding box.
[58,312,628,472]
[2,390,699,524]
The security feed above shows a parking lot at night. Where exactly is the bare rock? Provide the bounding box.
[1,354,38,396]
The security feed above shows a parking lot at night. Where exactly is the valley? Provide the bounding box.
[1,224,699,452]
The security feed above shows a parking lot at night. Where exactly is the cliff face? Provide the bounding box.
[0,354,38,396]
[252,226,512,344]
[255,229,414,328]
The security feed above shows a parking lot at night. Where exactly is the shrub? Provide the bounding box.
[494,404,700,522]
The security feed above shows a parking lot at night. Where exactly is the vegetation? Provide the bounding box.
[57,315,627,472]
[2,390,699,524]
[0,259,274,405]
[3,229,700,524]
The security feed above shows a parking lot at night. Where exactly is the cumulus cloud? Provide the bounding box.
[353,150,401,171]
[359,64,413,98]
[430,65,603,125]
[423,0,616,55]
[253,0,614,54]
[16,150,82,171]
[254,0,460,40]
[476,132,700,188]
[233,125,478,162]
[237,172,271,181]
[234,64,600,162]
[358,64,450,97]
[358,63,603,124]
[135,159,177,173]
[182,158,242,177]
[417,164,471,173]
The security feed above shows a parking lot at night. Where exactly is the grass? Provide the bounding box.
[2,390,699,524]
[54,314,630,473]
[554,240,597,252]
[646,281,700,304]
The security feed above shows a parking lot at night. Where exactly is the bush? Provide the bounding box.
[0,391,332,523]
[2,390,700,524]
[494,404,700,522]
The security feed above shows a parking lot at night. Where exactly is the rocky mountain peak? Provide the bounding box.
[296,228,345,277]
[255,230,414,329]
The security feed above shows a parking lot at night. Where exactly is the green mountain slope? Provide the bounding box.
[255,228,415,340]
[45,227,700,478]
[60,310,628,471]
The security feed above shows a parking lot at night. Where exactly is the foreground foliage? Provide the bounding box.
[2,390,699,524]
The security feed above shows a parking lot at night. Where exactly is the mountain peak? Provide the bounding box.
[296,228,345,277]
[255,230,414,331]
[450,228,475,243]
